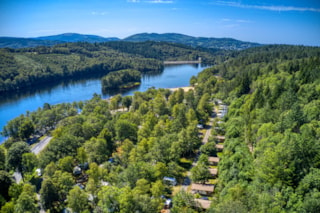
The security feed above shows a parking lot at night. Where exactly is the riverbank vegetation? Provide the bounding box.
[0,44,319,212]
[0,41,221,94]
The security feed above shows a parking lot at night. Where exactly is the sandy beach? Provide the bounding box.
[168,86,194,92]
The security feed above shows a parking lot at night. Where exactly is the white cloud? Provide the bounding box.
[236,19,252,23]
[220,18,252,23]
[91,11,108,16]
[221,18,231,22]
[127,0,174,4]
[147,0,174,3]
[215,1,320,12]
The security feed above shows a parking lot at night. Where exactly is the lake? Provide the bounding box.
[0,64,208,143]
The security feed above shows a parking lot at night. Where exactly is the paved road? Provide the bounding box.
[202,108,215,144]
[202,124,212,144]
[182,106,215,191]
[31,136,53,155]
[13,170,22,183]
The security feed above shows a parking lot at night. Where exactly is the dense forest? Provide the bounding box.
[0,41,220,94]
[1,32,260,50]
[196,45,320,212]
[124,33,261,50]
[101,69,141,90]
[0,44,320,213]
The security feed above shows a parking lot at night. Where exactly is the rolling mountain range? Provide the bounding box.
[36,33,119,43]
[124,33,261,50]
[0,32,262,50]
[0,33,119,49]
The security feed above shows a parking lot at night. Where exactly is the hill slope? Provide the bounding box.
[0,37,64,49]
[124,33,262,50]
[0,33,119,48]
[35,33,119,43]
[0,41,219,94]
[0,33,260,50]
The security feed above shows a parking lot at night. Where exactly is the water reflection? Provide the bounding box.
[0,76,106,106]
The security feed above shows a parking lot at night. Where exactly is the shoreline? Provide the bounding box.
[164,61,201,65]
[168,86,194,92]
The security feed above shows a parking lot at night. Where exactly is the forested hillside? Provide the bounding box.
[124,33,262,50]
[0,41,219,94]
[0,44,319,212]
[194,45,320,212]
[1,32,260,50]
[0,37,64,49]
[35,33,119,43]
[0,33,119,49]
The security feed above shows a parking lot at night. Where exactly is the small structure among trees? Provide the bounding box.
[208,157,219,166]
[191,183,215,196]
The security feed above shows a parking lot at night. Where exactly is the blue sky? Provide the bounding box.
[0,0,319,45]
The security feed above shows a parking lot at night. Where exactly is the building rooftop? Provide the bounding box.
[191,183,215,192]
[215,135,225,140]
[208,157,220,163]
[209,168,218,176]
[195,199,212,209]
[216,144,224,149]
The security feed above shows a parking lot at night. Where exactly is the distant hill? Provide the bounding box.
[0,37,65,49]
[35,33,119,43]
[124,33,262,50]
[0,32,261,50]
[0,33,119,48]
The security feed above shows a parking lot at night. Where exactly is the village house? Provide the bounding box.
[216,144,224,152]
[209,168,218,177]
[215,135,225,143]
[195,199,212,210]
[191,183,215,196]
[208,157,220,166]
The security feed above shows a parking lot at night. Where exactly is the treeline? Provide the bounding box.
[0,41,220,94]
[102,41,223,63]
[191,45,320,212]
[101,69,141,90]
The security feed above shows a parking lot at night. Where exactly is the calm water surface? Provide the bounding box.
[0,64,208,142]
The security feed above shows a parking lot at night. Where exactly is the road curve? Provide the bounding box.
[31,136,53,155]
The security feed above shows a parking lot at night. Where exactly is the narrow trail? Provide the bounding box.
[181,105,215,191]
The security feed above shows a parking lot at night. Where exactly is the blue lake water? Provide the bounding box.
[0,64,208,143]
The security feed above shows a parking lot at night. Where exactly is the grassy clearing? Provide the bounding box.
[179,157,193,170]
[208,179,219,185]
[172,185,182,195]
[217,152,224,158]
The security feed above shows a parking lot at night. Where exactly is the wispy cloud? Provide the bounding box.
[220,18,253,23]
[128,0,173,3]
[147,0,174,3]
[215,1,320,12]
[91,11,108,16]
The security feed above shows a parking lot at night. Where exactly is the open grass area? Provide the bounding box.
[208,179,219,185]
[179,157,193,170]
[217,152,224,158]
[199,128,206,136]
[172,185,182,195]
